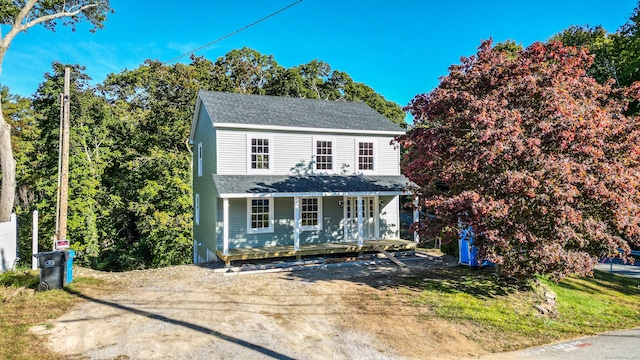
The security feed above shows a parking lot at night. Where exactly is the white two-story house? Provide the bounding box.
[189,91,414,265]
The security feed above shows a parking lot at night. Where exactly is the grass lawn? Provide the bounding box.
[402,267,640,352]
[0,269,100,360]
[1,264,639,358]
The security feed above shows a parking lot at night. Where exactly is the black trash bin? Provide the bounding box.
[34,251,67,291]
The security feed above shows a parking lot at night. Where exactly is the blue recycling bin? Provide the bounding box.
[64,249,75,285]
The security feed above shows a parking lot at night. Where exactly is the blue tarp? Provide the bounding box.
[459,227,493,267]
[459,227,478,266]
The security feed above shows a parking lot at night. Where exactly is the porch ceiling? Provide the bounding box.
[212,174,411,198]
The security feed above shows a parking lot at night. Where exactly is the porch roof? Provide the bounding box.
[212,175,411,198]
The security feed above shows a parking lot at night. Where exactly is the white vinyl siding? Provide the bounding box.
[335,137,354,174]
[215,129,400,176]
[379,195,400,239]
[274,133,312,174]
[376,137,400,175]
[217,130,247,174]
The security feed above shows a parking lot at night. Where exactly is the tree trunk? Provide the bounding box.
[0,95,16,222]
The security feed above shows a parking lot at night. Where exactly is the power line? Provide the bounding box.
[163,0,303,64]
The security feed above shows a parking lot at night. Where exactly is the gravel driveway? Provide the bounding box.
[31,255,482,359]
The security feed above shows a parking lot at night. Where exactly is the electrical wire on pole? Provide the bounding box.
[163,0,302,64]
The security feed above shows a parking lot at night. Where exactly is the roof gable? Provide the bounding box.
[197,91,404,134]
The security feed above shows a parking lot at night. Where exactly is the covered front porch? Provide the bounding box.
[212,174,418,266]
[216,239,417,266]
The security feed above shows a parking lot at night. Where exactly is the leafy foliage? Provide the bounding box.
[550,3,640,92]
[0,0,112,32]
[397,39,640,280]
[9,49,403,270]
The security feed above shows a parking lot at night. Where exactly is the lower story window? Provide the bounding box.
[248,198,274,233]
[300,197,322,231]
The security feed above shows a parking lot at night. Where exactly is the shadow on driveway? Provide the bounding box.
[64,288,295,360]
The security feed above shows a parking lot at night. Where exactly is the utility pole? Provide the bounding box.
[55,68,70,249]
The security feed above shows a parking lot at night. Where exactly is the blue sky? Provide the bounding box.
[0,0,637,110]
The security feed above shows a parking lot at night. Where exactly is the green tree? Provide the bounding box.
[0,85,38,260]
[493,40,524,59]
[213,47,279,94]
[265,59,406,127]
[27,63,115,266]
[0,0,112,222]
[551,25,620,85]
[97,58,218,269]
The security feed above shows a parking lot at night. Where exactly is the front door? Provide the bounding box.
[344,196,376,241]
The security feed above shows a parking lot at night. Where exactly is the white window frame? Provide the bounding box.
[355,139,376,174]
[246,134,273,174]
[300,197,323,231]
[313,136,336,174]
[195,193,200,225]
[197,142,203,177]
[247,198,274,234]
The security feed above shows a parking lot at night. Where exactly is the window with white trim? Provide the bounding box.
[358,142,374,171]
[195,193,200,225]
[247,198,274,233]
[315,140,333,171]
[197,143,203,177]
[301,197,322,231]
[251,138,269,170]
[247,135,272,173]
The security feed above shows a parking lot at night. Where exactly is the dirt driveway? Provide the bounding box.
[32,256,484,359]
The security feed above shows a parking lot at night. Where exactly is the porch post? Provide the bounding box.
[374,196,380,239]
[413,196,420,243]
[294,196,300,251]
[343,196,348,242]
[357,195,363,246]
[223,197,229,256]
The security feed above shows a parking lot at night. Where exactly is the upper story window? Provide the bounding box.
[197,143,203,177]
[358,142,374,172]
[315,140,333,171]
[247,198,274,234]
[301,197,322,231]
[247,134,272,173]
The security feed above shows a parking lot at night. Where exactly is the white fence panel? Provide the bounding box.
[0,213,17,272]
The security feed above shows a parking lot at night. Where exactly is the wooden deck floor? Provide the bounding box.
[216,239,417,266]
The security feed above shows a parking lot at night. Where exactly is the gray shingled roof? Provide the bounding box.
[199,91,404,133]
[212,175,410,197]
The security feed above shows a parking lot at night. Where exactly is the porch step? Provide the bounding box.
[372,245,408,268]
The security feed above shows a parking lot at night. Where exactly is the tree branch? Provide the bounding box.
[21,3,100,31]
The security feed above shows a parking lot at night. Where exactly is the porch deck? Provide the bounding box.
[216,239,417,266]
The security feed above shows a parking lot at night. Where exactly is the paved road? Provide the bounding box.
[481,327,640,359]
[481,259,640,359]
[595,257,640,279]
